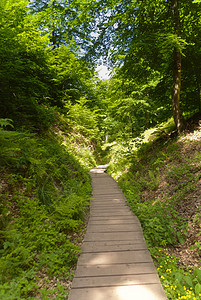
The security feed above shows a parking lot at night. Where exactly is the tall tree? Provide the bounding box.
[0,0,51,127]
[0,0,97,131]
[92,0,201,132]
[171,0,185,132]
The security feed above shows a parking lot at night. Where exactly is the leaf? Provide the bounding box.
[0,118,14,129]
[195,283,201,295]
[194,269,201,283]
[177,231,185,244]
[184,275,193,288]
[174,272,183,283]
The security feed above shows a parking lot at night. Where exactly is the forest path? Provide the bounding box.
[68,165,167,300]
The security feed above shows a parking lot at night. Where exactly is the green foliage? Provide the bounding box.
[0,121,94,298]
[29,0,95,50]
[0,1,98,132]
[0,0,53,131]
[112,131,200,248]
[66,100,99,140]
[0,119,14,129]
[92,0,201,131]
[53,192,89,232]
[191,209,201,255]
[0,269,38,300]
[119,180,187,247]
[106,122,201,299]
[152,248,201,299]
[47,47,95,107]
[102,74,164,141]
[0,130,25,167]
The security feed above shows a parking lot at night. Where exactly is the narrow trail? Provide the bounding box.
[69,165,167,300]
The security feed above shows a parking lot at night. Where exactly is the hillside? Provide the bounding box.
[0,115,99,299]
[107,117,201,299]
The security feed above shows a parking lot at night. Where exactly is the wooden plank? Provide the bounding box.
[69,285,167,300]
[84,231,145,241]
[90,211,134,217]
[74,262,158,277]
[88,219,140,225]
[82,241,148,253]
[87,224,142,233]
[78,250,152,265]
[72,273,162,288]
[89,215,139,222]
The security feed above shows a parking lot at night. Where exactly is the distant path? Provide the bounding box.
[69,165,167,300]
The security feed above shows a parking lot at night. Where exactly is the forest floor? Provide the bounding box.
[106,115,201,299]
[138,116,201,273]
[166,133,201,269]
[142,128,201,269]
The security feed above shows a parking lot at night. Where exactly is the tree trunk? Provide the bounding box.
[172,48,184,132]
[172,0,185,132]
[51,1,57,49]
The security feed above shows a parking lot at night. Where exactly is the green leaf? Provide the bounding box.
[177,231,185,244]
[195,283,201,295]
[174,272,183,283]
[184,275,193,288]
[0,119,14,129]
[194,269,201,283]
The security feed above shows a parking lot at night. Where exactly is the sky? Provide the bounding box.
[96,65,111,80]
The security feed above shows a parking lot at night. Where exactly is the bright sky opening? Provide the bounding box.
[96,65,111,80]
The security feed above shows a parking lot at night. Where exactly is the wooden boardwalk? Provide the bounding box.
[68,166,167,300]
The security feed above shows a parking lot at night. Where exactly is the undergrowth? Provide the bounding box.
[107,123,201,299]
[0,117,96,299]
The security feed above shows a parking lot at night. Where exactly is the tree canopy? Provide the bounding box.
[1,0,201,134]
[90,0,201,132]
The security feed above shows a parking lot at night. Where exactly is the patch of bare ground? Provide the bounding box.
[142,124,201,270]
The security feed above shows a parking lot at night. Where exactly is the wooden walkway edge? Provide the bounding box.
[68,165,167,300]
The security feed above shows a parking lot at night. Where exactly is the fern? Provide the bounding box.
[0,119,13,129]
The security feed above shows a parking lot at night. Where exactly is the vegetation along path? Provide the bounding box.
[69,165,167,300]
